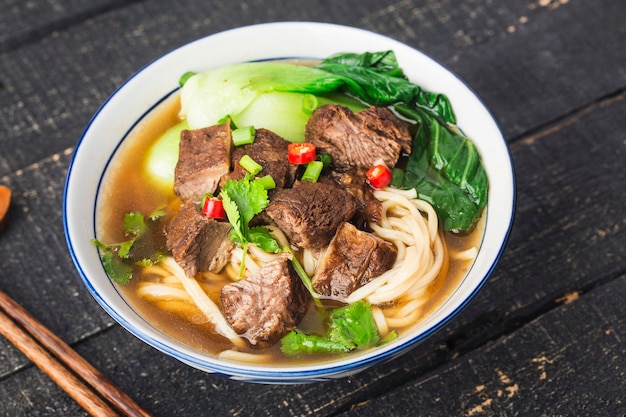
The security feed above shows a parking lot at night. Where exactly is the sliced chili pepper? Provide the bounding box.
[288,142,316,165]
[201,195,226,219]
[366,164,393,189]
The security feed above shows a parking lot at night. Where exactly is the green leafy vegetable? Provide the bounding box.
[123,212,147,239]
[99,251,133,285]
[316,50,456,124]
[395,104,487,231]
[179,54,449,131]
[92,207,167,285]
[179,50,488,231]
[248,226,281,253]
[315,52,487,230]
[219,175,280,279]
[180,63,345,131]
[281,300,396,356]
[329,299,381,349]
[391,167,405,188]
[281,331,350,355]
[143,120,188,194]
[135,252,167,267]
[219,177,322,298]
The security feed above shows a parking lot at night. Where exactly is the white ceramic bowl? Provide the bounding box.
[64,22,515,383]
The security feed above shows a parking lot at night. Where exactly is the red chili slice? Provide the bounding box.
[366,164,393,189]
[201,196,226,219]
[288,142,317,165]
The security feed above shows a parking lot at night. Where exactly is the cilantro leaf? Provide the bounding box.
[281,331,350,355]
[123,212,147,237]
[219,175,279,278]
[249,226,281,253]
[92,205,166,285]
[221,176,269,235]
[117,239,135,259]
[101,251,133,285]
[280,300,386,356]
[135,252,167,267]
[220,188,244,244]
[330,300,380,349]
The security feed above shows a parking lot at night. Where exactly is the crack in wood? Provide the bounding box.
[511,89,625,147]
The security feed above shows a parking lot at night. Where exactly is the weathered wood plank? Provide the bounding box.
[0,0,136,53]
[0,148,114,378]
[339,275,626,417]
[1,0,625,415]
[446,91,626,346]
[372,0,626,140]
[1,0,625,176]
[0,73,623,417]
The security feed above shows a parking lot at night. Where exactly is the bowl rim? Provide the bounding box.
[63,21,516,382]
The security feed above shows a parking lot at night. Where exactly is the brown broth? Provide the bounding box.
[96,91,485,365]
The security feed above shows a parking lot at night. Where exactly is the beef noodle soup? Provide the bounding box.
[95,56,487,365]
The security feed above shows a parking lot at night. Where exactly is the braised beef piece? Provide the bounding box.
[265,180,359,249]
[220,256,309,347]
[223,128,297,189]
[322,169,383,228]
[174,123,232,203]
[313,222,397,298]
[305,104,412,170]
[166,202,234,277]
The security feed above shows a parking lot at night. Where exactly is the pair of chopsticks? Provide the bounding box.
[0,289,151,417]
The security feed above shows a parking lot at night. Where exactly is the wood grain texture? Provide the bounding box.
[0,310,119,417]
[0,148,113,378]
[0,0,624,415]
[340,275,626,416]
[1,0,625,176]
[0,289,151,417]
[0,65,623,417]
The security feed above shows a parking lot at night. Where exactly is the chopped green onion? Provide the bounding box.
[255,175,276,190]
[301,160,323,183]
[301,93,319,114]
[218,115,237,129]
[316,153,333,169]
[232,125,255,146]
[178,71,196,87]
[239,154,263,175]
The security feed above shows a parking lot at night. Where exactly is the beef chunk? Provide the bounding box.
[166,202,234,277]
[322,169,383,228]
[265,181,359,249]
[174,123,232,203]
[220,256,309,347]
[312,222,397,298]
[305,104,412,170]
[224,128,297,189]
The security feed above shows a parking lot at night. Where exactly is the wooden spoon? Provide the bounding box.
[0,185,11,234]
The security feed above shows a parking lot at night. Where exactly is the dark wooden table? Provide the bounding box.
[1,1,625,415]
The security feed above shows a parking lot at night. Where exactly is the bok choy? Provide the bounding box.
[172,50,488,231]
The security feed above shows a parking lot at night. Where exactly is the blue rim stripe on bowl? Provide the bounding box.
[63,21,516,383]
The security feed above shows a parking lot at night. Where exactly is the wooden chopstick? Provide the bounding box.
[0,310,120,416]
[0,289,151,417]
